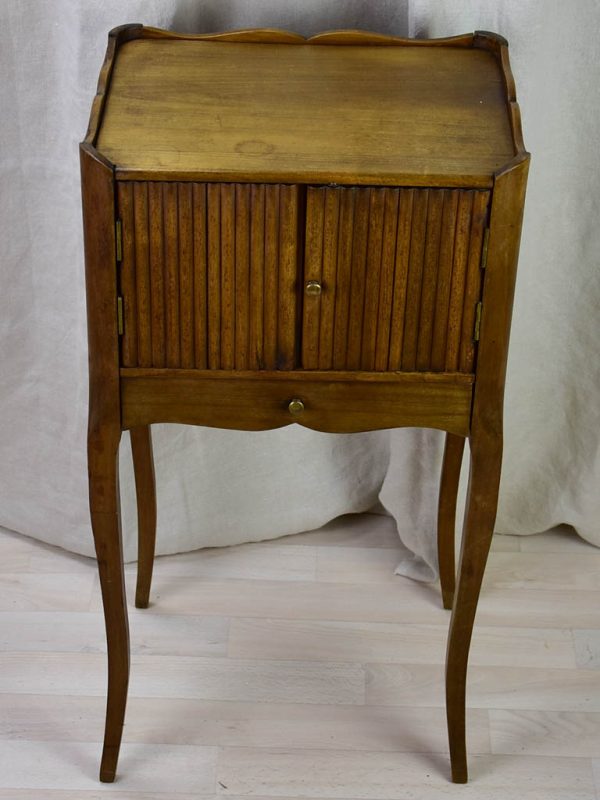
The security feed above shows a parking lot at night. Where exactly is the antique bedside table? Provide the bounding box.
[80,24,529,784]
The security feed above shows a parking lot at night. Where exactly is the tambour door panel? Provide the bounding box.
[301,186,490,373]
[117,181,302,370]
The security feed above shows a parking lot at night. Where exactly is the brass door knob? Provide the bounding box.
[288,398,305,415]
[305,280,322,296]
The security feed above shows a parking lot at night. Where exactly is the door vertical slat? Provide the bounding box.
[192,183,208,369]
[207,183,221,369]
[234,184,251,370]
[374,188,400,372]
[431,191,460,371]
[263,185,280,370]
[416,190,444,370]
[361,189,386,370]
[163,182,180,368]
[401,190,429,371]
[446,191,474,371]
[148,182,166,367]
[318,188,341,370]
[388,189,414,371]
[118,182,137,367]
[277,185,300,370]
[459,191,489,372]
[249,184,265,370]
[178,183,194,369]
[332,189,355,370]
[302,188,325,369]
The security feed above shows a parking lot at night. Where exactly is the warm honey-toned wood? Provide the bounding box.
[178,183,195,369]
[148,183,166,368]
[431,192,459,371]
[277,185,301,370]
[164,183,180,368]
[445,192,474,372]
[192,183,208,369]
[248,184,266,370]
[416,191,444,370]
[346,189,370,370]
[361,190,386,370]
[302,187,489,374]
[220,184,236,370]
[263,185,280,370]
[96,39,516,186]
[117,182,136,366]
[401,190,429,371]
[118,182,301,370]
[302,188,325,370]
[235,184,251,370]
[460,192,489,372]
[445,155,529,783]
[80,144,128,783]
[318,189,341,370]
[437,433,466,610]
[120,370,473,436]
[332,190,355,370]
[130,425,156,609]
[133,183,152,367]
[388,190,413,369]
[83,25,529,787]
[374,189,399,371]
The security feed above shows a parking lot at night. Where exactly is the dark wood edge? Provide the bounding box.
[113,168,495,189]
[306,30,475,46]
[119,367,474,385]
[121,373,473,436]
[141,26,306,43]
[81,143,123,512]
[84,23,143,146]
[474,30,526,159]
[471,154,530,437]
[117,25,478,47]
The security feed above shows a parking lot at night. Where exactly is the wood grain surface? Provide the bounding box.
[118,182,301,370]
[97,40,515,185]
[302,186,490,373]
[120,369,473,435]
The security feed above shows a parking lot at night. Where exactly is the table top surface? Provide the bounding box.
[95,36,518,186]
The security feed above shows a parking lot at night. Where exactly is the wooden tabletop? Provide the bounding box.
[96,37,516,186]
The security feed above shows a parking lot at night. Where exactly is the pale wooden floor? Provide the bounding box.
[0,513,599,799]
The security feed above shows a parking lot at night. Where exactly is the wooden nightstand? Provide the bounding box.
[81,25,529,784]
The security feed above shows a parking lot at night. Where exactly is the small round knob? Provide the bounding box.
[288,398,305,415]
[305,280,322,296]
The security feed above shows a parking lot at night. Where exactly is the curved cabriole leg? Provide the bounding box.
[445,431,502,783]
[437,433,466,610]
[130,426,157,609]
[89,430,129,783]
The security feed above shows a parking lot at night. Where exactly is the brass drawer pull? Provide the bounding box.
[305,280,322,296]
[288,398,305,415]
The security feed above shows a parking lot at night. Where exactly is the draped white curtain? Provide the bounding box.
[1,0,598,579]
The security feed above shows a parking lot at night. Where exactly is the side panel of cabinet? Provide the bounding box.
[302,186,490,373]
[117,182,302,370]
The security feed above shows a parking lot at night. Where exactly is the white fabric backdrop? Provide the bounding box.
[1,0,599,579]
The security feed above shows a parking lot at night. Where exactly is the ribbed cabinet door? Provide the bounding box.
[302,186,490,373]
[117,181,302,370]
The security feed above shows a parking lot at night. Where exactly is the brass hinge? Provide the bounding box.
[473,301,483,342]
[115,219,123,263]
[480,228,490,270]
[117,297,124,336]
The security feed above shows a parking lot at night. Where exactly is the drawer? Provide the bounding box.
[116,181,489,374]
[302,186,490,373]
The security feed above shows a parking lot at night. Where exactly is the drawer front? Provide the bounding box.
[117,181,301,370]
[302,186,490,373]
